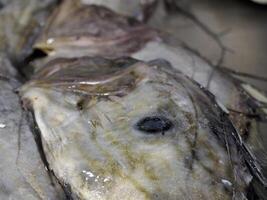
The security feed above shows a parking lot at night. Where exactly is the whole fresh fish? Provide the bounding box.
[27,2,267,198]
[0,0,265,199]
[20,56,262,199]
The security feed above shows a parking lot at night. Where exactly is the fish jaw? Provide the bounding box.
[20,57,249,199]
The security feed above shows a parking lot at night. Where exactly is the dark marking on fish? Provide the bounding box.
[61,183,75,200]
[25,109,74,200]
[76,98,86,111]
[160,62,267,194]
[15,110,24,164]
[195,82,267,190]
[25,49,48,64]
[246,181,260,200]
[136,116,173,134]
[26,110,54,178]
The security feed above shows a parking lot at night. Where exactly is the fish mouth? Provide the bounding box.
[33,42,55,55]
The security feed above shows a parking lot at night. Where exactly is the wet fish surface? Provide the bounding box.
[0,54,65,199]
[31,1,265,144]
[33,1,157,61]
[0,0,56,61]
[0,0,66,199]
[0,0,265,199]
[20,56,264,199]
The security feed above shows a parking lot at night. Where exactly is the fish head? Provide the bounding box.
[0,0,56,60]
[20,57,249,199]
[33,2,157,59]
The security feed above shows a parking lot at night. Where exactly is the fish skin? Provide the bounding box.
[0,54,65,200]
[33,3,158,63]
[0,0,56,61]
[20,57,256,200]
[32,3,252,137]
[0,0,68,198]
[25,1,267,197]
[131,40,252,134]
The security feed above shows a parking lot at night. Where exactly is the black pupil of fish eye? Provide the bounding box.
[136,116,173,134]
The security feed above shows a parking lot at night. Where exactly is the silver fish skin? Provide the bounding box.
[20,57,254,200]
[0,54,65,199]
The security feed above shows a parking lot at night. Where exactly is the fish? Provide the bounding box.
[30,1,266,141]
[0,53,66,199]
[0,1,68,199]
[0,0,56,61]
[27,3,267,197]
[33,1,158,61]
[144,0,267,194]
[20,56,263,199]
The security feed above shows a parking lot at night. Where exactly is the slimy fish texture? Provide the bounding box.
[20,57,256,199]
[0,0,56,60]
[32,2,254,139]
[0,54,65,199]
[0,1,66,199]
[33,1,157,61]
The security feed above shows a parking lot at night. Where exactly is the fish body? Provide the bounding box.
[2,1,262,199]
[0,0,56,60]
[33,3,157,61]
[20,57,254,199]
[0,1,66,199]
[32,2,255,138]
[0,54,65,199]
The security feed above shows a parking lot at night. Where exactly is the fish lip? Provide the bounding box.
[33,42,54,55]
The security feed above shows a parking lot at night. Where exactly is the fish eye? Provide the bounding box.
[136,116,173,134]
